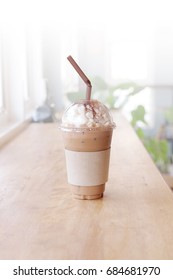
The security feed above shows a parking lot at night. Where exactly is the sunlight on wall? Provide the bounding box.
[0,0,173,125]
[110,41,148,81]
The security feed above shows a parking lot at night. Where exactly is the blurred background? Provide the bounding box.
[1,0,173,186]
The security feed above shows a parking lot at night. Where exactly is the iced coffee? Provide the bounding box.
[60,99,115,199]
[60,55,115,199]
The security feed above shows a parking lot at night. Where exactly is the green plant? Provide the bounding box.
[131,105,170,173]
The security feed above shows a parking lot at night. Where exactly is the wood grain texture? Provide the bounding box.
[0,112,173,260]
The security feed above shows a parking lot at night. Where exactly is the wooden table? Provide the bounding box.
[1,113,173,260]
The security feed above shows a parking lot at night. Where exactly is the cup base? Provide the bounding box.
[71,184,105,200]
[73,193,103,200]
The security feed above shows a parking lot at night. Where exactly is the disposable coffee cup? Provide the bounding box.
[60,99,115,200]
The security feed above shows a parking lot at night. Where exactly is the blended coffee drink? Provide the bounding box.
[60,55,116,199]
[60,99,115,199]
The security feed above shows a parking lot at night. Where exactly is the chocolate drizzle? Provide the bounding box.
[84,100,97,119]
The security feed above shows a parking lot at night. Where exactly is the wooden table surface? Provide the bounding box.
[1,113,173,260]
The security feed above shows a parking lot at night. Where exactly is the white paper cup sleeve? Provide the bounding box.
[65,148,110,186]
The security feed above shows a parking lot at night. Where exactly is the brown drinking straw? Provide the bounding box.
[67,55,92,100]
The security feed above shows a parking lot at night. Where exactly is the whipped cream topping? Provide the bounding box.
[61,100,115,129]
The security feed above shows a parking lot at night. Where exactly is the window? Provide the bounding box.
[0,74,3,113]
[0,22,45,136]
[0,38,4,114]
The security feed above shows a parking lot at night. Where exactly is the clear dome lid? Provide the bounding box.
[60,99,116,130]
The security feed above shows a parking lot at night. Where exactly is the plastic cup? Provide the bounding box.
[60,99,115,200]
